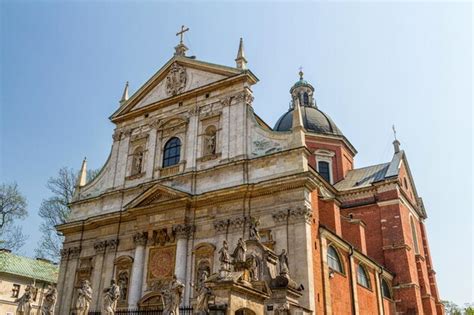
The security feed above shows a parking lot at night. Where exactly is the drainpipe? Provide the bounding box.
[348,246,358,315]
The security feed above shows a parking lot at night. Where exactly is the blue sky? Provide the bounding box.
[1,0,472,305]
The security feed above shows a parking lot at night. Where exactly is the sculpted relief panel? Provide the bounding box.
[147,245,176,283]
[134,65,226,110]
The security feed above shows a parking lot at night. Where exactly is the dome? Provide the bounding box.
[273,106,343,136]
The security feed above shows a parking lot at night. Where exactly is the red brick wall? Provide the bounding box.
[329,253,353,315]
[341,218,367,254]
[383,298,396,315]
[355,264,378,314]
[319,199,342,236]
[305,136,354,183]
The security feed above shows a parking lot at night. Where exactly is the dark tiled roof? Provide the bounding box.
[274,106,344,136]
[335,163,390,191]
[335,151,405,191]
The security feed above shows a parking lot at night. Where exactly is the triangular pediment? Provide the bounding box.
[111,56,249,121]
[125,183,192,210]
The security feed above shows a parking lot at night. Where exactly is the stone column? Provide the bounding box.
[92,240,107,310]
[128,232,147,308]
[173,224,193,285]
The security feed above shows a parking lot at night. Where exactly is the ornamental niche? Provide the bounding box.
[165,63,187,96]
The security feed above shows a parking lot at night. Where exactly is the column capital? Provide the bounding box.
[172,224,195,239]
[94,240,107,254]
[133,232,148,246]
[107,239,119,251]
[68,246,81,259]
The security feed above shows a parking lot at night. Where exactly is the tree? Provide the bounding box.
[443,301,462,315]
[0,183,28,252]
[35,167,98,262]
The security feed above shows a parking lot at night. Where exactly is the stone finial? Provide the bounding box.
[76,158,87,188]
[235,37,247,70]
[393,139,401,153]
[120,81,129,104]
[392,124,400,153]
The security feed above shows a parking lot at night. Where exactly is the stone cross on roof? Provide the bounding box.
[176,25,189,45]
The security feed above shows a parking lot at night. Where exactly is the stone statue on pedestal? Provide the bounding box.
[232,238,247,263]
[161,275,184,315]
[102,279,121,315]
[40,285,57,315]
[218,240,231,271]
[15,284,35,315]
[195,270,212,315]
[279,249,289,276]
[248,217,261,241]
[75,280,92,315]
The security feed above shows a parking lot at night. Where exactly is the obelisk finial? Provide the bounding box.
[120,81,129,104]
[235,37,247,69]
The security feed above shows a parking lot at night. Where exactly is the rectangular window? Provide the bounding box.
[318,161,331,183]
[12,284,20,298]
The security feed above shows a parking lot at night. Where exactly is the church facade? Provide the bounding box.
[56,36,444,315]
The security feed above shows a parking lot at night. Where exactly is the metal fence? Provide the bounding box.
[88,307,193,315]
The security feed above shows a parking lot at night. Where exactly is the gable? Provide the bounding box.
[111,56,250,121]
[398,158,419,206]
[125,183,192,210]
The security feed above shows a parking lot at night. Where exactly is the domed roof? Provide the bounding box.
[273,106,343,136]
[290,70,314,92]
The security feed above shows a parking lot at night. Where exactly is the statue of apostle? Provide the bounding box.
[40,285,57,315]
[218,240,231,271]
[279,249,289,275]
[75,280,93,315]
[161,275,184,315]
[15,284,35,315]
[102,279,121,315]
[232,238,247,263]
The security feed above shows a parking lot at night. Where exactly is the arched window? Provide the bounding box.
[163,137,181,167]
[327,245,343,273]
[410,216,420,254]
[131,146,144,175]
[381,278,392,299]
[303,92,309,106]
[357,264,370,288]
[318,161,331,183]
[203,125,217,156]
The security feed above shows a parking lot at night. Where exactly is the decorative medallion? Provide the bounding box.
[147,246,176,282]
[165,63,187,96]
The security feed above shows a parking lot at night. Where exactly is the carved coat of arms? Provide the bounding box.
[165,63,187,96]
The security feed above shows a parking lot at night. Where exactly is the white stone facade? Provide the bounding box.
[56,52,324,315]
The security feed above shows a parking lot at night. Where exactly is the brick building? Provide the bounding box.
[56,36,443,314]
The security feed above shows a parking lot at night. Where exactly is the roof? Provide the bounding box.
[334,151,404,191]
[274,106,344,136]
[334,163,390,191]
[0,250,59,283]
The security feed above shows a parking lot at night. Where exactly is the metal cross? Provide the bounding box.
[176,25,189,44]
[392,124,397,141]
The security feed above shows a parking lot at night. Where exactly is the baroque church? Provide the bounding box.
[56,31,444,315]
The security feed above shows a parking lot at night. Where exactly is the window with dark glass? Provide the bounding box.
[303,92,309,106]
[357,265,370,288]
[12,284,20,298]
[381,279,392,299]
[318,161,331,182]
[327,246,343,273]
[162,137,181,167]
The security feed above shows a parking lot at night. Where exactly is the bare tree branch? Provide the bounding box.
[0,183,28,252]
[35,167,98,262]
